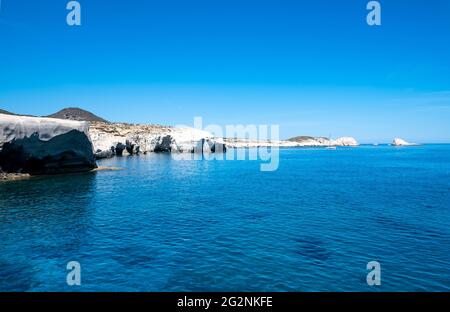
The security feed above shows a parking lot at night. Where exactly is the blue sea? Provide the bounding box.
[1,145,449,291]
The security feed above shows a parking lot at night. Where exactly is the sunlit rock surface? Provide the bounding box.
[332,137,359,146]
[0,114,96,175]
[89,122,226,158]
[392,138,418,146]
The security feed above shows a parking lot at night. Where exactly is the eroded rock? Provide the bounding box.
[0,114,97,175]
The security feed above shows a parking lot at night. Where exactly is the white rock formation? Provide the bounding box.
[89,122,226,157]
[392,138,418,146]
[225,136,359,148]
[224,139,299,148]
[87,119,360,156]
[0,113,91,143]
[0,113,96,174]
[331,137,359,146]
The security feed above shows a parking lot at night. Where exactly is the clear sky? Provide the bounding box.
[1,0,449,143]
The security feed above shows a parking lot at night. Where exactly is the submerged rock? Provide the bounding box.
[0,114,97,175]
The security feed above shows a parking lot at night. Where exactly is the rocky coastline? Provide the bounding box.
[224,136,359,148]
[3,108,419,179]
[88,122,360,157]
[89,121,227,159]
[0,112,228,177]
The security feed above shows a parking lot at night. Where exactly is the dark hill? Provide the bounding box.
[47,108,108,123]
[0,109,16,115]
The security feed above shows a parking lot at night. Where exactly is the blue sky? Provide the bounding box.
[0,0,449,142]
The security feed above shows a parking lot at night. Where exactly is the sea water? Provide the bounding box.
[1,145,449,291]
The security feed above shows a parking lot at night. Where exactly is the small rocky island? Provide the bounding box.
[392,138,418,146]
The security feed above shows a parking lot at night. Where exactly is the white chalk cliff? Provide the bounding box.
[89,122,226,158]
[89,122,359,157]
[0,113,96,174]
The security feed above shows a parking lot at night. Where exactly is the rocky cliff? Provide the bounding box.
[0,114,97,175]
[89,122,227,158]
[225,136,359,148]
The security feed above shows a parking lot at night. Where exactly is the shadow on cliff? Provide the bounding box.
[0,130,97,175]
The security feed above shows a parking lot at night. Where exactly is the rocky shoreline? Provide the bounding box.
[0,111,361,177]
[224,136,358,148]
[0,170,30,181]
[88,122,359,157]
[0,113,227,177]
[89,121,227,158]
[4,109,421,180]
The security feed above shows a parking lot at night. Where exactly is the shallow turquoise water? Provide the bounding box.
[1,145,449,291]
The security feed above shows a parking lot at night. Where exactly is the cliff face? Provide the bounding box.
[0,114,97,175]
[89,122,227,158]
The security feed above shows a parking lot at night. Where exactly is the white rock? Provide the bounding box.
[331,137,359,146]
[0,113,90,144]
[392,138,418,146]
[225,136,359,148]
[89,123,226,155]
[0,113,96,174]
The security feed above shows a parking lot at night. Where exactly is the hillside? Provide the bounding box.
[0,109,15,115]
[47,108,109,123]
[288,136,327,143]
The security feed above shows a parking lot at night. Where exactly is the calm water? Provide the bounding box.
[1,145,449,291]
